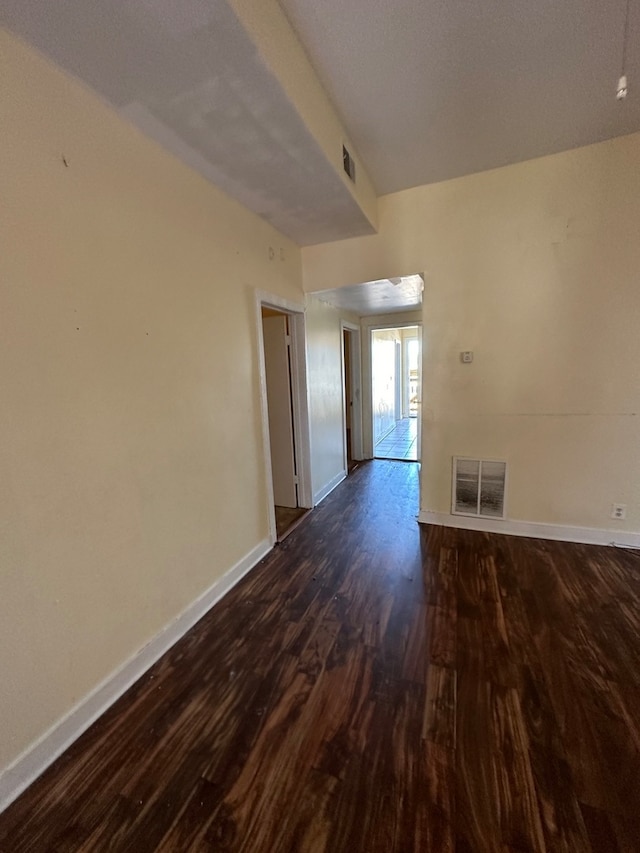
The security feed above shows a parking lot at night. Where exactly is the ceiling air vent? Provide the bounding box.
[452,457,507,519]
[342,145,356,182]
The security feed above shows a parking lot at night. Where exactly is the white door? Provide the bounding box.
[262,314,297,507]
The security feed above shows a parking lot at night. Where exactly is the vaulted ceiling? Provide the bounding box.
[0,0,376,246]
[3,0,638,241]
[2,0,638,313]
[279,0,640,194]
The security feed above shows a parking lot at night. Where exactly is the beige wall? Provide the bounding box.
[305,296,358,502]
[0,30,303,772]
[303,134,640,533]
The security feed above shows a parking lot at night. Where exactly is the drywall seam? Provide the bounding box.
[0,537,272,814]
[418,511,640,549]
[227,0,378,230]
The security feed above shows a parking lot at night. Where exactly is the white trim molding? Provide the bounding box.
[313,470,346,506]
[255,289,314,545]
[418,510,640,549]
[362,318,423,460]
[0,537,272,814]
[340,321,363,464]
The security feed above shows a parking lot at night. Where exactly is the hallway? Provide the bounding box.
[1,461,639,851]
[374,416,417,460]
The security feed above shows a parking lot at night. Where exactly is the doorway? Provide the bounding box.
[257,294,312,544]
[341,322,363,474]
[370,325,421,461]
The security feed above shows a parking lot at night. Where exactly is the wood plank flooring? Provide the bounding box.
[1,460,639,851]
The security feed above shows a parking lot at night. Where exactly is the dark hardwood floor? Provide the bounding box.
[1,460,639,852]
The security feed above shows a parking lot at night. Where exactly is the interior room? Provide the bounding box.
[1,0,639,849]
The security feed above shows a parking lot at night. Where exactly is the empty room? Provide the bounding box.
[1,0,639,850]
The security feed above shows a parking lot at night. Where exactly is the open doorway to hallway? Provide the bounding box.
[259,302,312,542]
[341,322,363,475]
[371,325,420,461]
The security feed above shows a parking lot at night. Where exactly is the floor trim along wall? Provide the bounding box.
[0,537,272,815]
[418,511,640,549]
[313,470,347,507]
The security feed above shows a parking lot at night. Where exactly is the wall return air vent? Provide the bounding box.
[342,144,356,182]
[452,457,507,519]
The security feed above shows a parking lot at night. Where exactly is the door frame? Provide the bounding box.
[364,321,423,460]
[340,322,363,469]
[255,290,313,545]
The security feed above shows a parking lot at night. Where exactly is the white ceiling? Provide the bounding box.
[279,0,640,194]
[2,0,639,281]
[315,275,424,316]
[0,0,374,245]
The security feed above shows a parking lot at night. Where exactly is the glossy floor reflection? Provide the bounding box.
[2,461,639,851]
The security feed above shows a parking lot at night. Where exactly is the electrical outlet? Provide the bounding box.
[611,503,627,520]
[461,351,473,363]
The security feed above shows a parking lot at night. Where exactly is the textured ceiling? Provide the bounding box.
[0,0,374,245]
[279,0,640,194]
[315,276,424,316]
[4,0,639,277]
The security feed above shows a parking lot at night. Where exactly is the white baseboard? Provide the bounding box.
[0,537,272,815]
[313,470,346,506]
[418,510,640,549]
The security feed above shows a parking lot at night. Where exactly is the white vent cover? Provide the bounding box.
[452,457,507,519]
